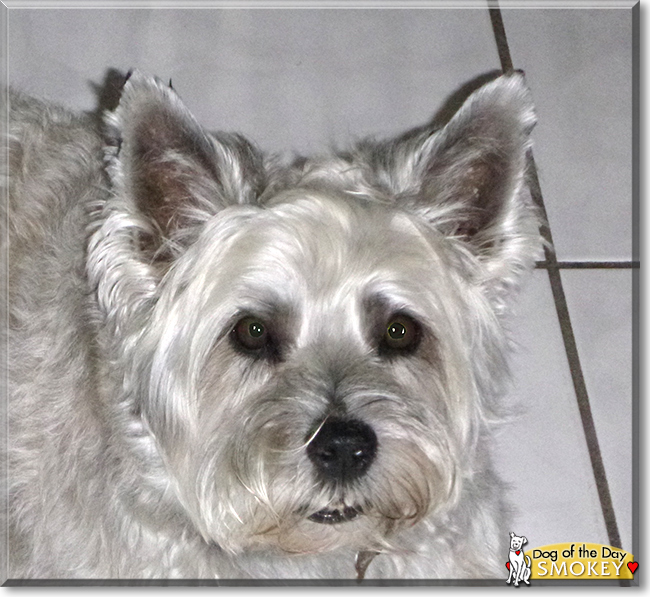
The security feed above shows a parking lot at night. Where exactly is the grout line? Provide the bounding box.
[487,3,513,72]
[536,261,640,270]
[487,0,625,558]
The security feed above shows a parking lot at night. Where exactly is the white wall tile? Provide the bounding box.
[9,8,501,154]
[494,271,609,548]
[561,269,634,553]
[501,8,633,262]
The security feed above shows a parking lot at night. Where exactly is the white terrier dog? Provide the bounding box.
[507,532,532,586]
[4,71,539,579]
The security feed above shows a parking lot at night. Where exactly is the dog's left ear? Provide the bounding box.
[376,73,540,300]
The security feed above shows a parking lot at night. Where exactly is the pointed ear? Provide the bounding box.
[376,74,540,296]
[104,71,265,260]
[416,73,536,235]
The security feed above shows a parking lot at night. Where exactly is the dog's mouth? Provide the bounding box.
[308,505,363,525]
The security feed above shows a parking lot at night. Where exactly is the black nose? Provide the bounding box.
[307,418,377,483]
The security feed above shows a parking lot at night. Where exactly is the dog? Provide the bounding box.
[506,532,532,586]
[3,70,540,579]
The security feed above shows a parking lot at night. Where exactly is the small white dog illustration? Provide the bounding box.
[506,532,532,586]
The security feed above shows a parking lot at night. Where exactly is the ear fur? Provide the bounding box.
[363,73,540,297]
[414,73,536,240]
[104,71,265,261]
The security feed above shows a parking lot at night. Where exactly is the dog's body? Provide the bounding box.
[506,533,532,586]
[4,72,539,579]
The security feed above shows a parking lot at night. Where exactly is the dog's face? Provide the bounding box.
[91,72,539,555]
[509,533,527,551]
[153,193,480,553]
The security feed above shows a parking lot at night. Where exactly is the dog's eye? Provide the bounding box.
[232,317,269,351]
[381,314,421,353]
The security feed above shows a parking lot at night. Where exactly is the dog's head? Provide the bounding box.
[509,533,528,550]
[90,72,539,555]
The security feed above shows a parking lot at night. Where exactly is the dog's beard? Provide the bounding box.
[189,396,452,555]
[150,338,464,555]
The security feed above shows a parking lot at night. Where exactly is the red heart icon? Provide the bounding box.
[627,562,638,574]
[505,562,510,570]
[516,550,521,555]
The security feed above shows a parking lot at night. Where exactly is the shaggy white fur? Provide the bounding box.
[4,71,540,579]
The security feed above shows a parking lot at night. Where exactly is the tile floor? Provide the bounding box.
[495,5,636,559]
[6,1,637,579]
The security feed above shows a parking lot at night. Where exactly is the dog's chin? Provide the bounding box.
[218,507,390,556]
[277,517,380,555]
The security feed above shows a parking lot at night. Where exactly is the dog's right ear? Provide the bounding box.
[104,71,265,261]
